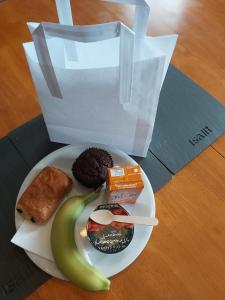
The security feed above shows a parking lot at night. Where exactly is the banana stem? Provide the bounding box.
[82,189,103,205]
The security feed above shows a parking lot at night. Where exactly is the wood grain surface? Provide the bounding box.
[0,0,224,299]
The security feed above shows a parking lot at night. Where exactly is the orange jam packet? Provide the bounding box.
[106,165,144,205]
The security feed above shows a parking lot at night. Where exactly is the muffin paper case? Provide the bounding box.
[23,0,177,157]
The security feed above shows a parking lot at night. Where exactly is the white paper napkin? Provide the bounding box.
[11,217,55,262]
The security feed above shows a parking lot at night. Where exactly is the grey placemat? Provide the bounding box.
[8,115,64,169]
[0,137,50,300]
[150,65,225,173]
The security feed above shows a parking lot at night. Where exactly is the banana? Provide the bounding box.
[51,190,110,291]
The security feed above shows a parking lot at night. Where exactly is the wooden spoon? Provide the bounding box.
[90,209,159,226]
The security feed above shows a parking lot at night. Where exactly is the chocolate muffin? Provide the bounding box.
[72,148,113,188]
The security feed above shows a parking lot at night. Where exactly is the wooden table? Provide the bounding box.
[0,1,225,299]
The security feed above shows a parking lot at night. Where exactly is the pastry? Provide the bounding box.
[16,166,73,224]
[72,148,113,188]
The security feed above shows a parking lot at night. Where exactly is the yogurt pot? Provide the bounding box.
[87,203,134,254]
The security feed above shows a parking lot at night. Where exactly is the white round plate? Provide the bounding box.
[15,144,155,279]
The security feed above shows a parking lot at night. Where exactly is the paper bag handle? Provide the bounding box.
[55,0,150,37]
[32,22,134,101]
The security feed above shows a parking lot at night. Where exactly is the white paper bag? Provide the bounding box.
[23,0,177,157]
